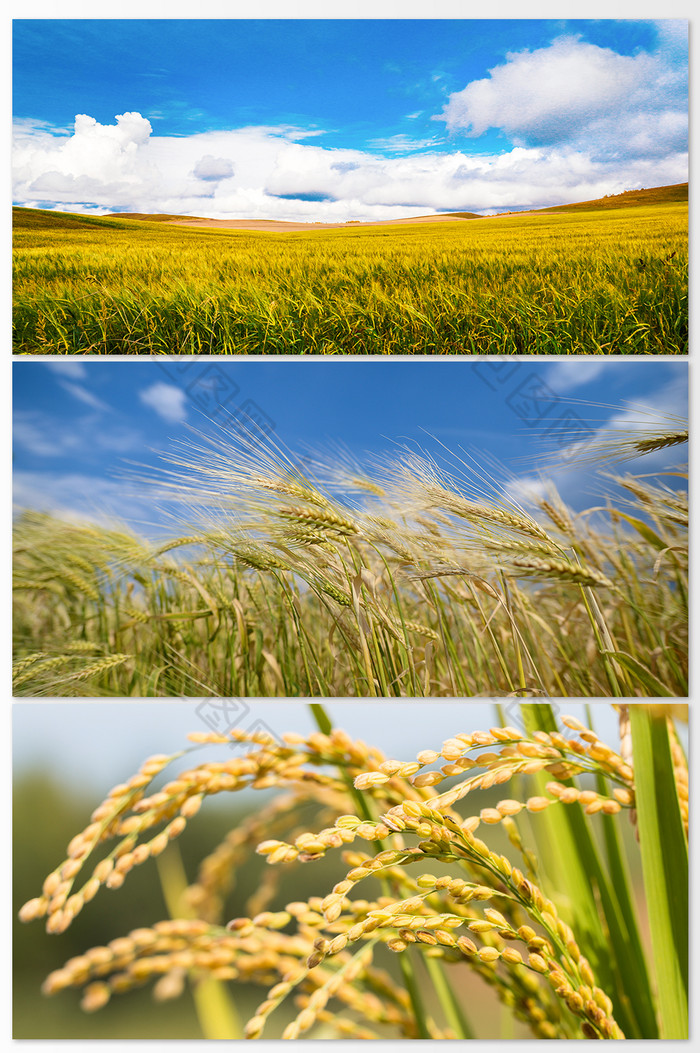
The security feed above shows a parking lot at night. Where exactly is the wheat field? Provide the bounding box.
[12,192,687,355]
[12,420,688,698]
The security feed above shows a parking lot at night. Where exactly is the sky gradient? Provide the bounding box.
[13,359,687,537]
[12,18,688,221]
[14,701,630,790]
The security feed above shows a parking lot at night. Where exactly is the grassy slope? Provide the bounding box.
[529,183,688,214]
[11,207,137,232]
[443,183,688,220]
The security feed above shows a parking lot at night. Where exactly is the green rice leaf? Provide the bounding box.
[629,706,688,1038]
[518,703,670,1037]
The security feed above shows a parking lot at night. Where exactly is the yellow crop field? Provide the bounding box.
[13,191,687,355]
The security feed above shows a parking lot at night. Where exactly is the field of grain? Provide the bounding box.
[12,422,687,698]
[12,190,687,355]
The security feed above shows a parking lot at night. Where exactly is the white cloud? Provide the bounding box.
[13,114,686,220]
[139,382,187,423]
[505,371,687,510]
[193,155,235,181]
[14,112,155,205]
[14,415,78,458]
[440,32,687,160]
[14,410,143,459]
[45,361,87,380]
[504,472,548,505]
[651,19,689,57]
[13,470,159,532]
[545,361,611,392]
[367,134,444,153]
[59,381,112,412]
[598,384,688,449]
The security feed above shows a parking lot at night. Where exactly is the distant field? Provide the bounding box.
[12,185,688,354]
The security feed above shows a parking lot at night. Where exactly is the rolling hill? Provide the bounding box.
[12,183,687,234]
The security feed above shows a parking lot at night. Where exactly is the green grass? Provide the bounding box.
[12,190,687,354]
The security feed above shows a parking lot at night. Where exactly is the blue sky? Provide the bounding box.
[12,702,522,791]
[12,18,688,221]
[13,359,687,536]
[13,701,631,790]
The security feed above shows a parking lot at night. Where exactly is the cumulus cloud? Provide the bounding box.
[472,356,686,516]
[193,155,235,181]
[440,31,687,161]
[139,382,187,423]
[506,369,687,511]
[13,111,686,220]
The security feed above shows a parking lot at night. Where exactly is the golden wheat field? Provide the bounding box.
[12,185,687,355]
